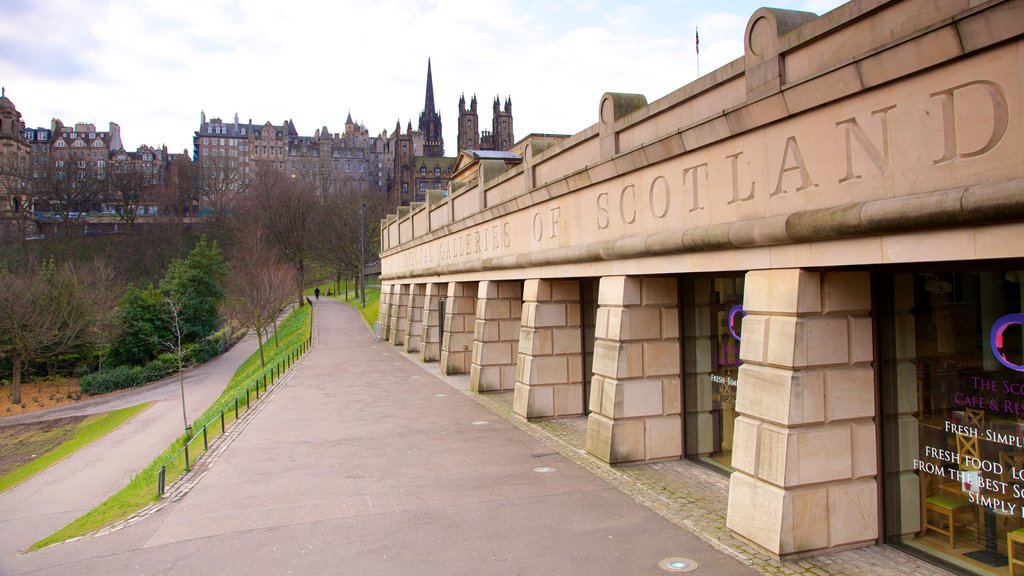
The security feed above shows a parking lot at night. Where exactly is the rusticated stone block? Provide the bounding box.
[585,412,644,463]
[642,340,680,376]
[645,415,682,460]
[765,316,849,369]
[821,272,870,315]
[598,276,641,307]
[738,314,768,364]
[823,366,874,422]
[518,327,552,356]
[523,278,550,302]
[735,364,824,426]
[730,416,760,475]
[827,479,878,547]
[743,269,821,315]
[641,276,677,305]
[553,383,584,415]
[592,340,643,380]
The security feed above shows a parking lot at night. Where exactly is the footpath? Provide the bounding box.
[0,333,258,567]
[2,299,948,575]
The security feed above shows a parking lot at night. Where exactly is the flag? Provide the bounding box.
[696,28,700,55]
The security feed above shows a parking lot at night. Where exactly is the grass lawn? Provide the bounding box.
[32,305,313,550]
[307,280,379,328]
[0,402,151,494]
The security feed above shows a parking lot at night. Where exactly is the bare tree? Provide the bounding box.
[107,162,152,227]
[0,154,39,261]
[195,157,248,218]
[158,296,191,436]
[240,164,317,307]
[224,223,295,368]
[0,259,119,404]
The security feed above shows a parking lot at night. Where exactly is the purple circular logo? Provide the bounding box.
[991,313,1024,372]
[728,305,746,341]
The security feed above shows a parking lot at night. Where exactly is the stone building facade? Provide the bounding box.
[376,1,1024,573]
[0,89,30,240]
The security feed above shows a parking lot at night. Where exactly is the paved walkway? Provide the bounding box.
[1,298,950,576]
[0,332,258,567]
[4,299,754,576]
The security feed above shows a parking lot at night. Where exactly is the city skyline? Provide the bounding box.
[1,0,843,154]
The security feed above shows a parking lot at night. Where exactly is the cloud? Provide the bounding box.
[0,0,845,154]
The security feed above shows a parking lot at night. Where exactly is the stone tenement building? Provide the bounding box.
[0,88,31,240]
[193,112,388,199]
[376,0,1024,573]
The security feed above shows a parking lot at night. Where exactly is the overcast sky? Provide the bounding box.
[1,0,845,155]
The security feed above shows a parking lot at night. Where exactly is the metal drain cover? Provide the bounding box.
[658,557,698,572]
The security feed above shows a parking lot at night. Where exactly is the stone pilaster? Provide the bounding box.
[726,270,876,557]
[470,281,523,392]
[419,283,444,363]
[378,284,393,340]
[404,283,426,354]
[388,284,409,347]
[440,281,478,375]
[513,279,583,420]
[585,276,681,464]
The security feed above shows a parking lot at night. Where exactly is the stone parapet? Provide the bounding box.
[586,276,680,464]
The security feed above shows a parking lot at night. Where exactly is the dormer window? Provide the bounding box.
[434,166,441,176]
[420,166,426,175]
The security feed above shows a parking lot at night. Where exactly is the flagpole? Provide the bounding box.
[695,27,700,78]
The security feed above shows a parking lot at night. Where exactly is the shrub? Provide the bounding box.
[187,338,219,365]
[143,359,169,382]
[80,365,146,395]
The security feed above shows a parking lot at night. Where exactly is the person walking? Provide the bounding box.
[314,287,320,300]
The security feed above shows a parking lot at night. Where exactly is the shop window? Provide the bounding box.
[880,270,1024,574]
[681,275,745,473]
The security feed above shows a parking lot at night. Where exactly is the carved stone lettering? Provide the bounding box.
[683,163,708,213]
[620,184,637,224]
[836,105,895,184]
[596,192,610,229]
[932,80,1009,165]
[649,176,671,218]
[771,136,817,197]
[726,152,756,205]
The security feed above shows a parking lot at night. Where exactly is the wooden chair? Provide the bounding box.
[923,427,982,547]
[924,492,976,548]
[1010,528,1024,575]
[1001,451,1024,530]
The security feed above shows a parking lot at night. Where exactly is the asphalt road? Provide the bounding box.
[2,300,755,576]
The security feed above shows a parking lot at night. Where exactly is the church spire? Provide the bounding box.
[418,58,444,156]
[424,58,436,116]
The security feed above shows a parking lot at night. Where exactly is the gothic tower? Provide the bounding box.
[457,93,480,152]
[492,95,514,151]
[418,59,444,157]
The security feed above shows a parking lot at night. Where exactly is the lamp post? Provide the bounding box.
[360,202,366,309]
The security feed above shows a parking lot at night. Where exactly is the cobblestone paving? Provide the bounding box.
[445,387,952,576]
